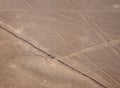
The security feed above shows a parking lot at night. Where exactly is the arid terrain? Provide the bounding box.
[0,0,120,88]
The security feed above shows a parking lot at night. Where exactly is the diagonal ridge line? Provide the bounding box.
[0,25,108,88]
[0,25,55,59]
[57,59,108,88]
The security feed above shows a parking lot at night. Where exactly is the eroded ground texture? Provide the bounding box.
[0,0,120,88]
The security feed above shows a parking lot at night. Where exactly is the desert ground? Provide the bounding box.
[0,0,120,88]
